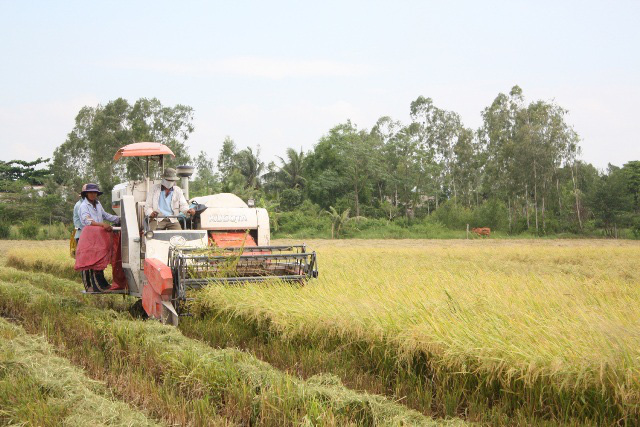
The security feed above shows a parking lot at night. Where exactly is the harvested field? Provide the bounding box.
[0,317,161,426]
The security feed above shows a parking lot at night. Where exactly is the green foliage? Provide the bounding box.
[51,97,194,210]
[0,158,51,185]
[217,136,237,182]
[2,90,638,239]
[190,150,221,198]
[19,221,39,239]
[589,165,634,234]
[235,146,264,189]
[471,199,509,230]
[277,208,330,237]
[305,122,382,217]
[0,223,70,241]
[632,217,640,239]
[433,201,473,230]
[280,188,303,211]
[0,223,9,239]
[622,160,640,212]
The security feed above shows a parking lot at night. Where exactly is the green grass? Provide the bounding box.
[0,267,455,426]
[0,223,72,240]
[0,317,161,427]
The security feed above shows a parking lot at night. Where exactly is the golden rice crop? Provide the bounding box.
[193,239,640,422]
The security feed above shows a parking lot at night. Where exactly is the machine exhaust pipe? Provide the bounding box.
[176,165,194,200]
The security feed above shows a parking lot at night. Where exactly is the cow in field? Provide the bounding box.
[472,227,491,237]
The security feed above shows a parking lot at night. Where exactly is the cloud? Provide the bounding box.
[105,57,369,79]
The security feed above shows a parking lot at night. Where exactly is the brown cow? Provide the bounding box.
[472,227,491,237]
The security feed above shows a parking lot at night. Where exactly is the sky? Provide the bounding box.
[0,0,638,169]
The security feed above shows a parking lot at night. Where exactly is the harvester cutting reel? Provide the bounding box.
[166,244,318,317]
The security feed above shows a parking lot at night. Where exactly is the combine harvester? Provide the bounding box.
[83,142,318,325]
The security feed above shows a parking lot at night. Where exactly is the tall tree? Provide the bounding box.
[217,137,237,182]
[0,158,51,185]
[235,146,264,189]
[52,98,194,206]
[276,148,306,189]
[410,96,465,206]
[622,161,640,213]
[190,150,220,197]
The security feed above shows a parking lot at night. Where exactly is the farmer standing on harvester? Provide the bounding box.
[78,183,120,231]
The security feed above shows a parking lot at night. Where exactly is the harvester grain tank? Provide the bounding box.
[85,142,318,325]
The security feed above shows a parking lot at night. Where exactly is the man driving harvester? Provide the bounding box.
[145,168,195,230]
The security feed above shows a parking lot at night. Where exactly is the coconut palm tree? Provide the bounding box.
[324,206,363,239]
[236,147,264,189]
[276,148,306,189]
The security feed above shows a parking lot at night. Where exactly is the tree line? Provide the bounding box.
[1,87,639,238]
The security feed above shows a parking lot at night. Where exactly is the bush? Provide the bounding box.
[42,222,70,240]
[433,201,473,230]
[0,222,9,239]
[471,199,509,231]
[280,188,303,211]
[277,210,330,235]
[19,221,40,239]
[630,216,640,239]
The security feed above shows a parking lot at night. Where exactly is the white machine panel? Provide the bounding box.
[256,208,270,245]
[200,207,258,230]
[146,230,207,265]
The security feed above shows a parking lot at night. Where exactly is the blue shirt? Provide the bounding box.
[79,198,119,227]
[73,199,83,239]
[157,187,174,217]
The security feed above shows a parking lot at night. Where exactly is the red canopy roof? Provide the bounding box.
[113,142,175,161]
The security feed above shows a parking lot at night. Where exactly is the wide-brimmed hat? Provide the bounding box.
[161,168,179,181]
[82,183,103,196]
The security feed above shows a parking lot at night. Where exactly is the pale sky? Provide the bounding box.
[1,0,638,169]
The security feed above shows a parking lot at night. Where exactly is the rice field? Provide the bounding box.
[0,241,453,426]
[1,238,639,425]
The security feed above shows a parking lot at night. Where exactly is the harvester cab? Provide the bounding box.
[96,142,317,325]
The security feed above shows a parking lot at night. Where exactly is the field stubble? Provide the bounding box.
[0,317,161,426]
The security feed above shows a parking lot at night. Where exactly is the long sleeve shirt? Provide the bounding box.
[79,198,119,227]
[145,184,189,223]
[73,199,83,239]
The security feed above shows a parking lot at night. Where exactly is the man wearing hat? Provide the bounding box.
[78,183,120,231]
[145,168,195,230]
